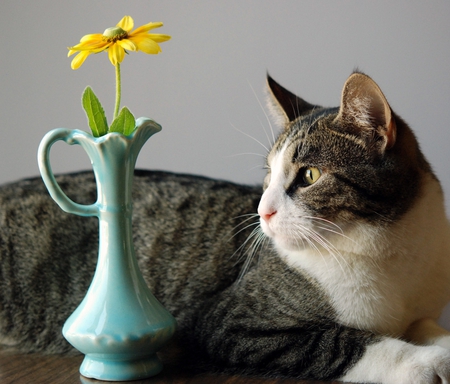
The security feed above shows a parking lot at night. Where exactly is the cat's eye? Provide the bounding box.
[303,167,321,185]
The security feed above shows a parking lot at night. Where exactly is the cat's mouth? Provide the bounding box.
[260,216,345,253]
[259,218,273,235]
[273,236,305,251]
[260,220,306,251]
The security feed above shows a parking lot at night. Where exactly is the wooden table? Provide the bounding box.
[0,351,341,384]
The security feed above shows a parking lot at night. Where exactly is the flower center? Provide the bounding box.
[102,27,128,42]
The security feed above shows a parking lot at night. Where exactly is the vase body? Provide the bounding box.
[37,118,177,381]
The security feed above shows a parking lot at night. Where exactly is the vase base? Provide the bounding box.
[79,353,163,381]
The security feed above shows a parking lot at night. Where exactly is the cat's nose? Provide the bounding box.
[258,206,277,223]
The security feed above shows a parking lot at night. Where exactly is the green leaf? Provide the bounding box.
[109,107,136,136]
[82,86,108,137]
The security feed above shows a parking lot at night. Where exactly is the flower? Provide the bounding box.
[68,15,171,69]
[67,15,171,136]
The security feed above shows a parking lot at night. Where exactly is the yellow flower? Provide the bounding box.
[68,15,171,69]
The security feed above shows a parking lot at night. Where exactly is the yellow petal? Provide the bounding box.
[71,51,91,70]
[69,39,108,52]
[117,15,134,32]
[79,33,103,43]
[108,43,125,66]
[117,39,137,51]
[132,22,163,35]
[134,37,162,54]
[147,33,171,43]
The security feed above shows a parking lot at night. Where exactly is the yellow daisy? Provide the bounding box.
[68,15,171,69]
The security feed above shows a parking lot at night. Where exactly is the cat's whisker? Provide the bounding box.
[250,230,268,260]
[303,216,344,233]
[256,116,275,149]
[233,213,261,222]
[231,230,257,264]
[236,226,268,281]
[228,214,266,280]
[314,225,356,244]
[246,164,268,173]
[225,152,267,159]
[293,223,350,273]
[230,213,260,230]
[227,215,261,255]
[288,223,329,265]
[230,122,271,153]
[247,79,276,147]
[231,220,263,258]
[302,216,357,248]
[232,213,261,224]
[229,220,261,241]
[298,230,331,268]
[312,232,349,267]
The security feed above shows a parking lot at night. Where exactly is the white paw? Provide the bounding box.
[341,338,450,384]
[394,345,450,384]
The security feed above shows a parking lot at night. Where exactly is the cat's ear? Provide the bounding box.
[336,72,396,151]
[266,74,317,126]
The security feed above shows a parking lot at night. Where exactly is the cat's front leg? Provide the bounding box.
[405,318,450,349]
[340,337,450,384]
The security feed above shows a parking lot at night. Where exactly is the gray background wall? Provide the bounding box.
[2,1,450,324]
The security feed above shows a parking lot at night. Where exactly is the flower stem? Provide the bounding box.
[113,63,121,121]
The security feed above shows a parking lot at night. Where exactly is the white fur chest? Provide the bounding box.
[283,244,406,335]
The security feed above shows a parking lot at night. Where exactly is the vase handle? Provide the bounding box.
[37,128,98,217]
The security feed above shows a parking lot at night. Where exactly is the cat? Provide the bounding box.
[1,71,450,384]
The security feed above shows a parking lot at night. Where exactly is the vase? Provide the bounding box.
[37,117,177,381]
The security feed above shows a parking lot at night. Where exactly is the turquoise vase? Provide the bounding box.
[37,118,177,381]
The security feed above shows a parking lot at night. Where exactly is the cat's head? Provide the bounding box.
[258,72,432,253]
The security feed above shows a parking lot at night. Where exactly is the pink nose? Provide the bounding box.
[258,207,277,223]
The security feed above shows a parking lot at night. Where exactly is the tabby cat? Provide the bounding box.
[1,72,450,384]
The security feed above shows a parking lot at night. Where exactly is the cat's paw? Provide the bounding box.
[394,345,450,384]
[341,337,450,384]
